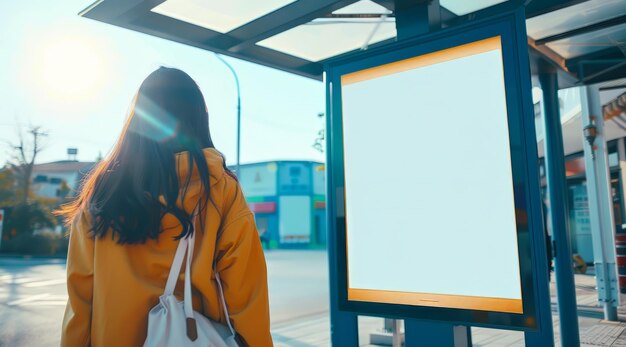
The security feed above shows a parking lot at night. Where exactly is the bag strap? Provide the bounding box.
[195,210,235,335]
[163,212,196,320]
[215,271,235,335]
[183,226,195,319]
[163,207,236,336]
[211,216,236,335]
[164,230,189,297]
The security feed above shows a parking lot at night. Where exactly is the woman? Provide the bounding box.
[58,67,272,346]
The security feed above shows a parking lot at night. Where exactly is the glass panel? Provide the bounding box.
[568,183,593,262]
[599,77,626,90]
[527,0,626,40]
[440,0,507,16]
[545,22,626,59]
[151,0,296,33]
[258,0,395,62]
[611,173,623,227]
[559,87,582,122]
[565,156,585,177]
[333,0,391,14]
[609,151,619,167]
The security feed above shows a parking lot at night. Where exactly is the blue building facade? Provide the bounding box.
[235,161,326,249]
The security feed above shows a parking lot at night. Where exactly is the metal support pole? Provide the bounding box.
[326,73,359,346]
[404,320,469,347]
[370,319,406,346]
[391,319,402,347]
[539,71,580,346]
[215,54,241,175]
[580,84,620,321]
[395,0,440,40]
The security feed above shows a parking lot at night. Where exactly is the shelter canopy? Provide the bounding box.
[81,0,626,87]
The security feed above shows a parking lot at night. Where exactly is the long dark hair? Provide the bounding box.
[58,67,222,244]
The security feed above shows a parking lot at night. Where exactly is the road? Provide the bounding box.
[0,250,330,347]
[5,252,624,346]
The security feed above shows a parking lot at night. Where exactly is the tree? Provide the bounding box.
[3,201,55,238]
[0,168,16,206]
[312,112,325,153]
[8,126,47,204]
[0,126,55,241]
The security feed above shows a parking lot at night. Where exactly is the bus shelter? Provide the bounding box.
[80,1,626,346]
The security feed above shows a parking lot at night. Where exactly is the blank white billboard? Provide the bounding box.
[341,36,523,313]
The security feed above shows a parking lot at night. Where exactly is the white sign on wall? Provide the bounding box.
[279,195,311,243]
[239,163,278,197]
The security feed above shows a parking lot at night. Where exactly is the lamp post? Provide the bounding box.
[215,54,241,175]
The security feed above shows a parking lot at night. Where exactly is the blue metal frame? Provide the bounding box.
[324,6,554,340]
[80,0,616,84]
[326,72,359,346]
[539,70,580,347]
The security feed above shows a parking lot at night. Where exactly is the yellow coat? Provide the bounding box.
[61,148,272,347]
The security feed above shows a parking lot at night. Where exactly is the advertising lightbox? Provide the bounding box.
[343,36,522,313]
[326,14,546,330]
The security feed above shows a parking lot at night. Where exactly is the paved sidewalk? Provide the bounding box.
[273,272,626,346]
[471,272,626,346]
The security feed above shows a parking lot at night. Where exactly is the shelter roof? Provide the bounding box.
[81,0,626,87]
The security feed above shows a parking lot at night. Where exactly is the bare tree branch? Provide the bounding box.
[6,125,48,204]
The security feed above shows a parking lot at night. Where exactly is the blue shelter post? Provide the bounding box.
[515,11,555,346]
[539,70,580,346]
[326,71,359,346]
[581,84,620,321]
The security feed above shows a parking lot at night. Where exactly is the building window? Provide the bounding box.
[34,175,47,183]
[289,166,301,176]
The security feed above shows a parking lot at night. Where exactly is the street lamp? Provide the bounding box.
[214,54,241,176]
[583,116,598,160]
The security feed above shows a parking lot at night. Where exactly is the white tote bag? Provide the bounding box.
[144,223,238,347]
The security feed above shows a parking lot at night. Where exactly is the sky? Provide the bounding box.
[0,0,326,166]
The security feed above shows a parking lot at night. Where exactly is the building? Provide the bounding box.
[29,157,328,249]
[235,161,326,249]
[31,160,95,199]
[537,89,626,264]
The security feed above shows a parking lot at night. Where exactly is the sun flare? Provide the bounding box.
[28,34,109,102]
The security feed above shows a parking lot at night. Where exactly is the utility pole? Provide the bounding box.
[215,54,241,175]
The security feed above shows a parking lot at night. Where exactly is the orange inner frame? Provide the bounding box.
[348,289,523,314]
[342,35,524,314]
[342,36,502,86]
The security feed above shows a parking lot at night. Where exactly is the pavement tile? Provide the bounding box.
[580,324,625,346]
